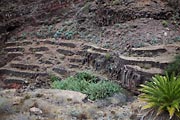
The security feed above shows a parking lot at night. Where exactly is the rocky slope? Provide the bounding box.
[0,0,180,119]
[0,89,142,120]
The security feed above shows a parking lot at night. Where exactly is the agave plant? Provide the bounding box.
[139,73,180,120]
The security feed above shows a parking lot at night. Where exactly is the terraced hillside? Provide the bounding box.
[0,0,180,92]
[0,38,88,89]
[0,0,180,119]
[84,42,180,93]
[0,34,179,93]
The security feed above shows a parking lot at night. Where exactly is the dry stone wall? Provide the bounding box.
[83,44,179,93]
[84,43,180,94]
[83,52,152,94]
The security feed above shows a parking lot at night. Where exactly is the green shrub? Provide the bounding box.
[139,74,180,119]
[50,75,60,82]
[105,53,111,60]
[52,77,89,92]
[51,72,122,100]
[74,72,99,83]
[172,36,180,42]
[64,31,74,40]
[35,25,55,39]
[112,0,121,5]
[19,32,27,40]
[84,80,121,100]
[150,37,158,45]
[134,42,145,48]
[54,29,76,40]
[162,20,168,27]
[166,54,180,76]
[54,30,63,39]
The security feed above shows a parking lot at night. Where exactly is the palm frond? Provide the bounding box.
[139,74,180,119]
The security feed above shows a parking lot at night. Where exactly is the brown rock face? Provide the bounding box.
[166,0,180,10]
[0,33,9,67]
[0,0,82,34]
[94,0,174,26]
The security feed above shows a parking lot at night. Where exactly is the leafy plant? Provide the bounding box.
[172,36,180,42]
[114,23,121,28]
[112,0,121,5]
[134,42,145,48]
[105,53,111,60]
[171,12,180,30]
[139,73,180,119]
[51,72,122,100]
[166,54,180,76]
[162,20,168,27]
[103,44,111,48]
[54,27,76,40]
[74,72,99,83]
[64,31,74,40]
[54,30,63,39]
[84,80,121,100]
[35,25,55,39]
[52,77,89,92]
[150,37,158,45]
[48,25,53,32]
[19,32,27,40]
[50,75,60,82]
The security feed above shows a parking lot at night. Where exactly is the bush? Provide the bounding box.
[51,72,122,100]
[74,72,99,83]
[166,54,180,76]
[50,75,60,82]
[139,74,180,120]
[162,20,168,27]
[52,77,89,92]
[84,80,121,100]
[35,25,55,39]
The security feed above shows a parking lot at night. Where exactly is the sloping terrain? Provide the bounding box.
[84,41,180,93]
[0,0,180,119]
[0,37,106,89]
[0,89,140,120]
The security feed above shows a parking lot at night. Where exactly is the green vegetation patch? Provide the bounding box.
[51,72,122,100]
[166,54,180,76]
[139,73,180,119]
[162,20,168,27]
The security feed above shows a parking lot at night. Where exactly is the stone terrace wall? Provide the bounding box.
[84,53,155,94]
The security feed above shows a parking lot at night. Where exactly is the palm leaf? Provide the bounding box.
[168,107,176,119]
[139,74,180,119]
